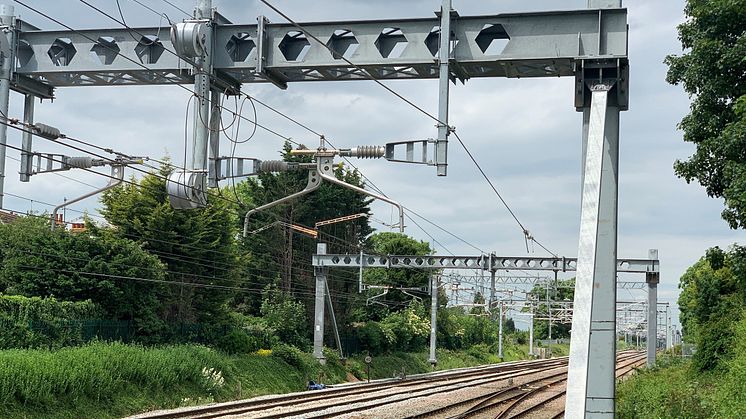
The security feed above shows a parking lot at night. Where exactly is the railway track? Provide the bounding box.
[130,351,645,419]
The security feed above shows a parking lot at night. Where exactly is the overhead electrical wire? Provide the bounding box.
[67,0,478,256]
[258,0,556,257]
[14,0,525,259]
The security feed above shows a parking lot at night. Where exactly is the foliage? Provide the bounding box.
[260,286,310,350]
[0,217,169,340]
[270,343,306,369]
[525,278,574,339]
[665,0,746,228]
[235,142,373,319]
[616,355,709,419]
[378,300,431,351]
[216,330,260,354]
[0,294,98,323]
[677,245,746,371]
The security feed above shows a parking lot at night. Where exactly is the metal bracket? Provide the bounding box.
[213,156,262,180]
[385,139,433,165]
[243,153,406,236]
[256,15,287,90]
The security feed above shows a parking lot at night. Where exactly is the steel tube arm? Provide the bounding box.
[318,171,405,232]
[242,171,321,236]
[50,165,125,231]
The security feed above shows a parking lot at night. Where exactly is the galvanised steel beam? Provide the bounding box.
[15,8,628,88]
[311,253,657,274]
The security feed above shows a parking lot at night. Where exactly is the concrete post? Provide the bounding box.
[428,274,438,365]
[313,243,327,362]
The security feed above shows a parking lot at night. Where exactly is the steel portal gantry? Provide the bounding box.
[0,1,631,416]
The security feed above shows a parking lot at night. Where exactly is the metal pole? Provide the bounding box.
[0,4,15,208]
[489,253,496,319]
[566,82,619,419]
[313,242,327,363]
[191,0,212,177]
[359,248,363,293]
[428,274,438,366]
[498,300,504,360]
[324,278,344,359]
[646,251,658,367]
[51,165,125,230]
[547,278,552,341]
[207,89,221,188]
[19,94,34,182]
[435,0,451,176]
[529,311,534,357]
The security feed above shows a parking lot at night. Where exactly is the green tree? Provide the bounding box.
[236,142,373,319]
[526,279,574,340]
[100,165,240,325]
[361,232,433,319]
[665,0,746,228]
[0,216,168,336]
[677,246,745,371]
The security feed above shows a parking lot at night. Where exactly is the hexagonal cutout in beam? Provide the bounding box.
[326,29,359,60]
[226,32,255,62]
[424,26,458,57]
[279,31,311,62]
[375,28,408,59]
[90,36,119,65]
[48,38,76,66]
[135,35,165,64]
[17,40,33,68]
[476,24,510,55]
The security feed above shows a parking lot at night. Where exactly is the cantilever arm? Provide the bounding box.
[318,171,405,233]
[242,171,321,237]
[51,165,125,231]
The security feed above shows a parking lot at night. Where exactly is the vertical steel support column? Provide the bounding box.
[666,304,672,350]
[566,83,619,419]
[498,301,504,359]
[646,249,659,367]
[19,94,34,182]
[489,253,496,319]
[428,274,438,365]
[207,89,221,188]
[529,312,534,356]
[435,0,451,176]
[191,0,212,177]
[313,243,327,362]
[324,279,344,359]
[0,4,15,207]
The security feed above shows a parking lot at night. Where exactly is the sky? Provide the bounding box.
[1,0,744,333]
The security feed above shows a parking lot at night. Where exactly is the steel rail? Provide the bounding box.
[131,357,568,419]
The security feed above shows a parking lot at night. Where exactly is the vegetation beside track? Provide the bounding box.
[618,318,746,418]
[0,340,562,419]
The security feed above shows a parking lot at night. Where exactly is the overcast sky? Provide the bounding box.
[2,0,744,331]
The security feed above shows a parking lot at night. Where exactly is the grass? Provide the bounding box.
[0,339,555,419]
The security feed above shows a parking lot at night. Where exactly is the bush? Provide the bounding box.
[216,330,259,354]
[271,343,305,369]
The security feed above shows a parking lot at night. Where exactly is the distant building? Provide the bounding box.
[0,210,20,225]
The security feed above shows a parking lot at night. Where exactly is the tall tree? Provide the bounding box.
[665,0,746,228]
[236,142,373,319]
[100,165,241,324]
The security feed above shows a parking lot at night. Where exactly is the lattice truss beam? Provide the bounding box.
[14,8,628,88]
[312,253,658,274]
